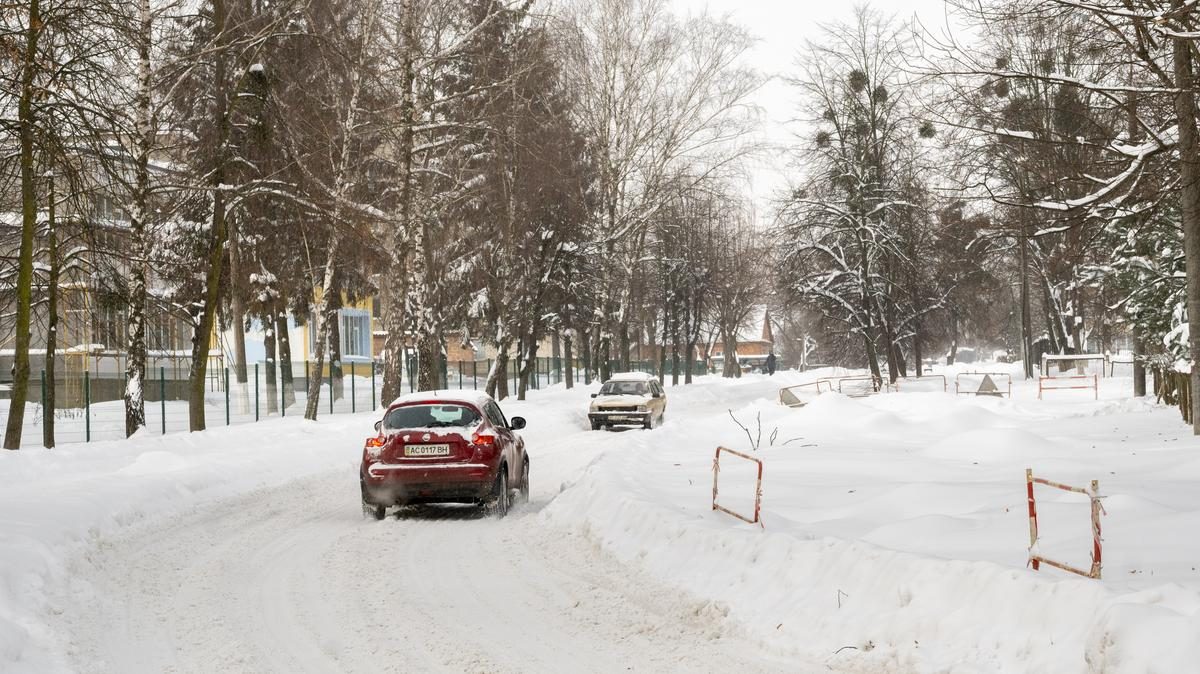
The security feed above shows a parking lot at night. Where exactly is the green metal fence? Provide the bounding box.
[1,357,710,447]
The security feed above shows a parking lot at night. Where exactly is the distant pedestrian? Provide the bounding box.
[766,352,777,376]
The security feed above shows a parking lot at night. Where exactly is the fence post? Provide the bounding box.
[371,361,376,411]
[160,366,166,435]
[225,368,230,425]
[458,361,463,390]
[473,360,478,390]
[40,368,45,414]
[254,363,259,422]
[280,362,287,417]
[84,370,90,442]
[351,362,356,413]
[329,364,334,415]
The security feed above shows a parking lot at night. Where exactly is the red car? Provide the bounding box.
[359,390,529,519]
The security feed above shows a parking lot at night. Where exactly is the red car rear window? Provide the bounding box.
[383,404,482,430]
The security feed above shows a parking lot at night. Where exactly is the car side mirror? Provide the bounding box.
[590,393,597,398]
[653,393,662,398]
[510,416,526,430]
[373,420,382,432]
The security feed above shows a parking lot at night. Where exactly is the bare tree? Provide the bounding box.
[562,0,762,379]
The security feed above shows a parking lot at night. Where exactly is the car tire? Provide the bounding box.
[590,420,601,431]
[489,469,509,519]
[363,502,386,520]
[643,416,653,430]
[517,459,530,505]
[361,479,387,520]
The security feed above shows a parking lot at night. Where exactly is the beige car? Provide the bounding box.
[588,372,666,430]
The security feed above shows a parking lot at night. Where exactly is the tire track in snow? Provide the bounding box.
[58,467,810,673]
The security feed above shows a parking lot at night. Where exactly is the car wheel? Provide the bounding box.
[643,416,653,430]
[590,420,601,431]
[517,459,530,505]
[363,502,386,520]
[489,469,509,518]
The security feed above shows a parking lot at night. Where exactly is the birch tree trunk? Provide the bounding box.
[381,0,416,402]
[304,241,340,420]
[124,0,152,438]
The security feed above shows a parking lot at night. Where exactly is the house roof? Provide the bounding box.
[737,306,776,344]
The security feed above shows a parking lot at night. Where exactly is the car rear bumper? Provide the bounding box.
[362,462,497,505]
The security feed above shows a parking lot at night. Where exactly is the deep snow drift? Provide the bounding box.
[1,367,1197,672]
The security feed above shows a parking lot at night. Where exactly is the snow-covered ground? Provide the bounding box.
[2,367,1198,672]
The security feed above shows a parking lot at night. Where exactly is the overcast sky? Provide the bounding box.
[670,0,956,221]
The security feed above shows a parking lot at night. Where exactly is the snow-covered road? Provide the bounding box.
[56,417,808,673]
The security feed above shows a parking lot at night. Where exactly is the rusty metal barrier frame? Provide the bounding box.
[954,372,1013,397]
[889,374,947,393]
[712,446,764,527]
[1037,374,1098,400]
[778,379,834,407]
[835,375,883,397]
[1025,468,1104,579]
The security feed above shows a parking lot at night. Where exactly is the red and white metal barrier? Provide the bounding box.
[889,374,947,392]
[778,380,833,407]
[954,372,1012,397]
[1041,353,1107,378]
[1025,468,1104,579]
[712,446,764,527]
[1038,374,1098,400]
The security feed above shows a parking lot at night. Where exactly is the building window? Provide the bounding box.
[341,311,369,357]
[94,303,126,350]
[307,310,370,358]
[93,195,128,223]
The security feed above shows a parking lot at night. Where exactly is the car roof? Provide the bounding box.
[607,372,656,382]
[387,389,495,410]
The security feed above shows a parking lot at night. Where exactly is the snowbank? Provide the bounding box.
[0,414,369,672]
[542,371,1200,672]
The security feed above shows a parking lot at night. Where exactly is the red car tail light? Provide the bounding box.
[472,432,496,447]
[365,435,385,448]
